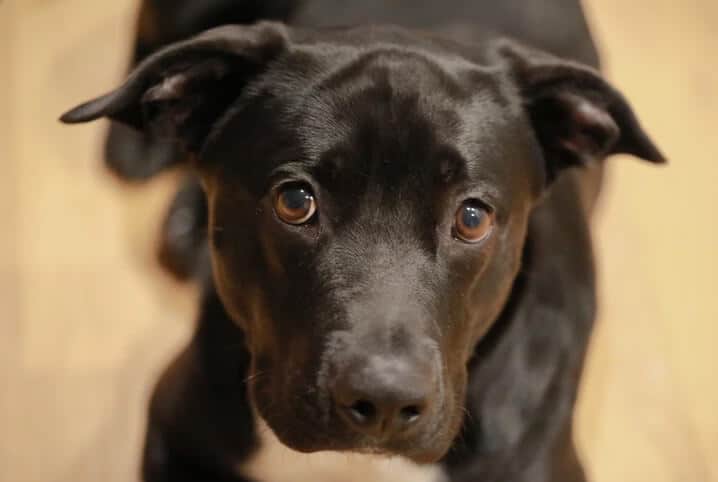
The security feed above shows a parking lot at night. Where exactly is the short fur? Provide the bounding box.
[61,1,664,481]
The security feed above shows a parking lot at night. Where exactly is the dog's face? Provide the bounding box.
[205,40,540,461]
[62,22,663,462]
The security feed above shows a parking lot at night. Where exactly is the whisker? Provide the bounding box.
[461,404,474,423]
[243,370,265,384]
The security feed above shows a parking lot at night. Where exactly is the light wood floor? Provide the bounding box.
[1,0,716,481]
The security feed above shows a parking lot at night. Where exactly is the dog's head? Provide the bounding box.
[62,22,663,462]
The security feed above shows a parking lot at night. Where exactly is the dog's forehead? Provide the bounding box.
[288,47,501,155]
[206,36,540,209]
[268,45,533,198]
[276,43,506,153]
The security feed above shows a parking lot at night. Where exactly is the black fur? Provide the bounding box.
[61,1,664,481]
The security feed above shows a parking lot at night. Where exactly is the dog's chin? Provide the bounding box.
[252,403,454,465]
[269,426,449,464]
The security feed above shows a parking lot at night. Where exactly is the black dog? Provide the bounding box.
[61,1,664,481]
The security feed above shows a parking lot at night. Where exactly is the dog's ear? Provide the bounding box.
[60,22,288,154]
[497,41,665,183]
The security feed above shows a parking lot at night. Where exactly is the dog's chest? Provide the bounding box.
[239,421,448,482]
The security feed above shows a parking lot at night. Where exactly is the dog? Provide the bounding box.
[61,1,664,481]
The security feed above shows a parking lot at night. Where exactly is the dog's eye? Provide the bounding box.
[454,200,494,243]
[274,183,317,225]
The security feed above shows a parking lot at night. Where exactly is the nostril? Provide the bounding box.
[349,399,377,423]
[399,404,422,424]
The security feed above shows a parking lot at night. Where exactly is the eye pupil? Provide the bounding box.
[283,188,311,210]
[462,206,483,228]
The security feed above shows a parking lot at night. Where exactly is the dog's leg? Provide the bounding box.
[141,288,258,482]
[142,424,254,482]
[442,173,596,482]
[156,176,211,282]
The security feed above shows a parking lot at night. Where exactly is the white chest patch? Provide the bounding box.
[238,420,448,482]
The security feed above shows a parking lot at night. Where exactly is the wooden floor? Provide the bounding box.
[1,0,716,481]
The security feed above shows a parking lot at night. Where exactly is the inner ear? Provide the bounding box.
[138,56,256,150]
[528,91,620,179]
[495,40,665,184]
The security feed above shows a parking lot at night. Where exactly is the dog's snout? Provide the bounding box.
[332,355,436,438]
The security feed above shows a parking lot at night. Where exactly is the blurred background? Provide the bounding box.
[0,0,716,481]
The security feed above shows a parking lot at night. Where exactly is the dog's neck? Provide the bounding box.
[442,216,595,481]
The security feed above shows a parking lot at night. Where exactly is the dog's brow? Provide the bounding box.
[269,161,315,180]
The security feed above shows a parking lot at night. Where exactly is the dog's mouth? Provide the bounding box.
[254,410,449,464]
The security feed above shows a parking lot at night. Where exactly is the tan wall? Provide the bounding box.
[1,0,715,480]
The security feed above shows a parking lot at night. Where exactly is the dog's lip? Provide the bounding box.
[254,406,446,462]
[283,437,445,464]
[266,418,447,463]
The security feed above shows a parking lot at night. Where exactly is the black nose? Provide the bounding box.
[332,355,435,438]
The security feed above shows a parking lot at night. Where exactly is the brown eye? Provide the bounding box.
[454,200,494,243]
[274,183,317,225]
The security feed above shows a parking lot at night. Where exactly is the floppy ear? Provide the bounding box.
[60,22,288,154]
[497,41,665,183]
